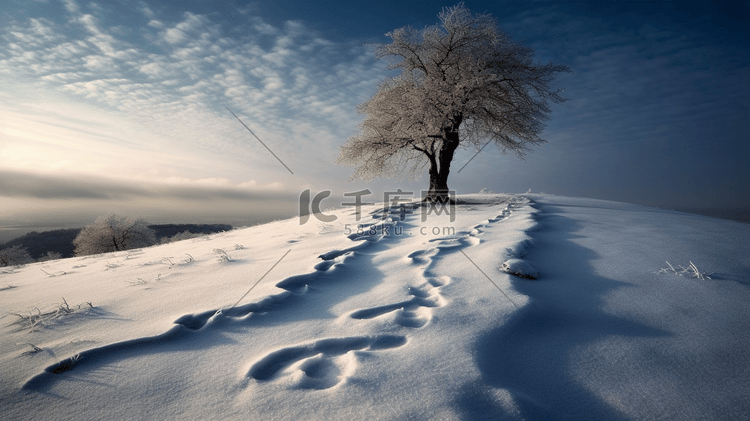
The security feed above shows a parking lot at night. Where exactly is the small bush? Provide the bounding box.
[0,245,33,267]
[37,251,63,262]
[161,231,204,244]
[8,298,94,332]
[658,261,712,280]
[214,249,232,262]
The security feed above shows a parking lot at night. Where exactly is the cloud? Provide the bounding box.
[0,0,385,189]
[61,0,79,14]
[0,168,297,202]
[161,12,209,45]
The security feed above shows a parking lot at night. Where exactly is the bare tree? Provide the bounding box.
[337,3,570,201]
[73,214,156,256]
[0,245,33,267]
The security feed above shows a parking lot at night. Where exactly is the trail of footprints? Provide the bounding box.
[26,201,522,392]
[346,203,516,331]
[25,208,400,390]
[247,202,520,390]
[350,250,451,329]
[244,205,417,390]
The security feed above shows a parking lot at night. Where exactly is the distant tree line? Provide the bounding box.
[1,229,80,259]
[0,215,232,265]
[149,223,233,239]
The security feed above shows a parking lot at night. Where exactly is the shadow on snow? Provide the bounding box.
[462,204,670,420]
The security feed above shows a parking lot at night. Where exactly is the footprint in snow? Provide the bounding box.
[350,243,452,328]
[350,282,448,328]
[246,335,407,390]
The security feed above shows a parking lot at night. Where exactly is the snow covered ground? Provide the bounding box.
[1,193,749,420]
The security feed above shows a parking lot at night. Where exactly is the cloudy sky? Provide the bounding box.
[1,0,748,241]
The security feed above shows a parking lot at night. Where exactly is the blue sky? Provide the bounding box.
[1,0,748,240]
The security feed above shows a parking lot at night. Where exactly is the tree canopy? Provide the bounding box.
[337,3,569,200]
[73,214,156,256]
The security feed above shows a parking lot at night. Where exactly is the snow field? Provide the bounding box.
[1,193,749,420]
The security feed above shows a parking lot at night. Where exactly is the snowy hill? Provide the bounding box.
[2,194,749,420]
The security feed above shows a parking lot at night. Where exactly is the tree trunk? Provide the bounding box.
[425,126,460,203]
[426,153,441,202]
